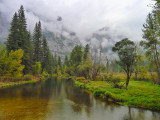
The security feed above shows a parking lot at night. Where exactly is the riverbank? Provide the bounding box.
[0,76,41,89]
[74,78,160,111]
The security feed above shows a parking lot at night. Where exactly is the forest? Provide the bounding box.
[0,1,160,114]
[0,5,62,86]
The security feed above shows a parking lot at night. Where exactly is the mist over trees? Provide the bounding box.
[1,5,62,77]
[1,1,160,89]
[0,2,160,114]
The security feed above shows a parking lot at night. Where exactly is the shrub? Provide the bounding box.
[0,76,22,82]
[52,74,57,78]
[32,62,41,76]
[93,89,106,97]
[76,77,86,81]
[95,75,104,81]
[41,70,50,80]
[62,73,70,79]
[24,74,33,81]
[75,81,85,88]
[104,74,124,89]
[104,73,113,82]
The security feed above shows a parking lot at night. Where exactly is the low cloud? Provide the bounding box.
[0,0,153,44]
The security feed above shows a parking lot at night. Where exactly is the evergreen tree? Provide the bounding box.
[64,55,69,66]
[33,21,42,62]
[17,5,28,49]
[42,37,48,69]
[22,31,33,74]
[54,53,57,67]
[83,44,89,61]
[48,51,54,74]
[70,45,82,67]
[28,31,34,64]
[41,36,52,73]
[58,56,62,68]
[7,5,33,74]
[7,12,19,52]
[19,5,33,74]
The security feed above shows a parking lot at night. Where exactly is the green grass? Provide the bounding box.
[75,81,85,88]
[2,80,38,88]
[74,79,160,110]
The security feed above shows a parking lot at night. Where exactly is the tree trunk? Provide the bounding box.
[157,71,160,84]
[154,46,160,83]
[128,107,132,120]
[125,73,130,89]
[135,72,137,80]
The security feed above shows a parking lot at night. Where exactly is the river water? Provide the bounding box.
[0,78,159,120]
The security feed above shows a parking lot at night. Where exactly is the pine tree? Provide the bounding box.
[42,36,50,72]
[28,31,34,64]
[54,53,57,67]
[33,21,43,62]
[47,51,54,74]
[83,44,89,61]
[17,5,28,49]
[7,12,19,52]
[22,31,33,74]
[58,56,62,68]
[64,55,69,66]
[70,45,82,67]
[7,5,33,74]
[19,5,33,74]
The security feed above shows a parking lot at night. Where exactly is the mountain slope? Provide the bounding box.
[0,10,81,58]
[43,29,81,57]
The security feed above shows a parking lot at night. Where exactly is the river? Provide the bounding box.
[0,78,159,120]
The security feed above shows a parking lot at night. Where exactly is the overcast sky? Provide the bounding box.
[0,0,153,43]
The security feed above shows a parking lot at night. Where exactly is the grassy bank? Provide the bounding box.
[1,79,39,88]
[0,76,41,89]
[74,78,160,111]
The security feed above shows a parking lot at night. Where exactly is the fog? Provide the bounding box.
[0,0,153,45]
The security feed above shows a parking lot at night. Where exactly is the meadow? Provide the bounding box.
[75,73,160,111]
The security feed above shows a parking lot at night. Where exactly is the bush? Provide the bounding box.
[95,75,104,81]
[104,74,113,82]
[52,74,57,78]
[24,74,33,81]
[75,81,85,88]
[104,74,124,89]
[93,89,106,97]
[76,77,86,81]
[66,66,76,76]
[41,71,50,80]
[0,76,23,82]
[62,73,70,79]
[32,62,41,76]
[135,72,158,83]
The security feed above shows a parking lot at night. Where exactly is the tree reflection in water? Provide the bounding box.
[0,78,159,120]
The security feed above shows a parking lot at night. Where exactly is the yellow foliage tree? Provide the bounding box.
[0,47,24,77]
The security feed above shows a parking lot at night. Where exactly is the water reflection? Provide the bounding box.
[0,78,159,120]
